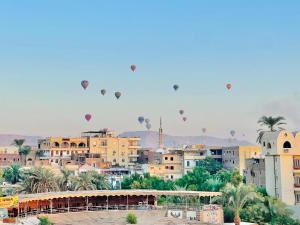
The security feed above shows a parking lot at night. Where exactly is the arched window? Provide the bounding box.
[70,143,77,148]
[267,143,272,149]
[78,143,86,148]
[61,142,69,148]
[52,142,60,148]
[283,141,292,149]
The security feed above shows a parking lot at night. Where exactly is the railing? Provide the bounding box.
[18,204,155,218]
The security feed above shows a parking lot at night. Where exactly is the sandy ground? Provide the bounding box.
[41,210,209,225]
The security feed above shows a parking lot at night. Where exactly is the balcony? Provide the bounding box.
[295,184,300,188]
[129,145,141,149]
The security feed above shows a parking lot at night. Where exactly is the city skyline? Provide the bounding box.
[1,1,300,142]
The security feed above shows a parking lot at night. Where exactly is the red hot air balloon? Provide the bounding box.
[226,83,232,90]
[131,65,137,72]
[85,114,92,122]
[81,80,89,90]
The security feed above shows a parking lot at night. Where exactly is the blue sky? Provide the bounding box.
[0,1,300,142]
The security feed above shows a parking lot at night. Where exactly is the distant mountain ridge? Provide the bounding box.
[120,131,253,148]
[0,134,41,147]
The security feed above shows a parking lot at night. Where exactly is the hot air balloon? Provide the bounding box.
[230,130,236,137]
[138,116,145,124]
[81,80,89,90]
[131,65,136,72]
[85,114,92,122]
[145,118,150,124]
[115,92,122,99]
[173,84,179,91]
[146,123,151,130]
[179,110,184,115]
[183,117,187,122]
[100,89,106,96]
[202,128,207,133]
[226,83,232,90]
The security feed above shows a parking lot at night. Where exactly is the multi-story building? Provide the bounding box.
[183,145,208,174]
[148,150,183,181]
[84,130,140,168]
[261,130,300,205]
[0,146,20,167]
[244,158,266,188]
[38,129,141,168]
[208,146,223,163]
[38,137,89,165]
[222,146,262,174]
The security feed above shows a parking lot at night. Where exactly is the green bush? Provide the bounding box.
[126,213,137,224]
[38,216,54,225]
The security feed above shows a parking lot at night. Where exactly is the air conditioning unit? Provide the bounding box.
[283,148,289,153]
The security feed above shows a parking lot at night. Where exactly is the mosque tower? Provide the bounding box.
[159,117,164,149]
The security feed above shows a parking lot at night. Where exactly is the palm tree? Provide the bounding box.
[58,168,72,191]
[3,164,22,184]
[19,146,31,166]
[71,172,96,191]
[257,116,286,143]
[12,139,25,163]
[90,172,111,190]
[20,167,59,194]
[216,183,261,225]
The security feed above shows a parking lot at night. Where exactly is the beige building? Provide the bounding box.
[222,146,262,174]
[148,150,183,181]
[183,145,207,174]
[38,130,141,168]
[261,130,300,205]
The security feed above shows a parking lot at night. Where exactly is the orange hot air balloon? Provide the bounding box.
[226,83,232,90]
[131,65,136,72]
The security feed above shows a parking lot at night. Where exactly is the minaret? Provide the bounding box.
[159,117,163,149]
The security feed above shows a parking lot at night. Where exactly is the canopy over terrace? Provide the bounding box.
[19,190,221,202]
[15,190,221,218]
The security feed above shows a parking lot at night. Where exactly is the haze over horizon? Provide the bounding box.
[1,1,300,142]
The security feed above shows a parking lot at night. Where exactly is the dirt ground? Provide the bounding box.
[43,210,209,225]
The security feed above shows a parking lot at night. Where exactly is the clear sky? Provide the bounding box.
[1,1,300,142]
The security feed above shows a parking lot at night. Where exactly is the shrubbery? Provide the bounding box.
[126,213,137,224]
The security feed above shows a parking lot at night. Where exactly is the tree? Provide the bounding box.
[3,164,22,184]
[19,146,31,166]
[90,172,111,190]
[216,183,262,225]
[197,157,223,175]
[257,116,286,143]
[13,139,25,164]
[71,172,96,191]
[59,168,72,191]
[21,167,59,193]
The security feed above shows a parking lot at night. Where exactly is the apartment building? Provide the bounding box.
[38,129,141,168]
[183,145,207,174]
[261,130,300,205]
[244,158,266,188]
[222,146,262,174]
[148,150,183,181]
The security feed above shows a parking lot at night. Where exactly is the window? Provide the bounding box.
[165,166,169,169]
[165,157,168,160]
[171,175,174,179]
[283,141,292,149]
[170,166,174,170]
[170,157,174,161]
[267,143,272,149]
[196,160,200,167]
[187,161,190,167]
